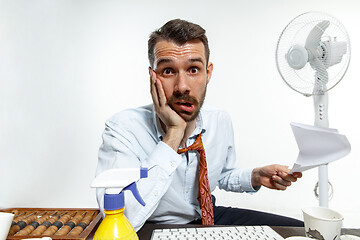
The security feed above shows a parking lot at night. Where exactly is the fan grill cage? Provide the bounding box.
[276,12,351,96]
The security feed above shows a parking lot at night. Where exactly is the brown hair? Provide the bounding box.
[148,19,210,68]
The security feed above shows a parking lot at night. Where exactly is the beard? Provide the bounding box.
[167,87,207,122]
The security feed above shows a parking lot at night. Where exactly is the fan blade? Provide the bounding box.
[312,58,329,94]
[305,20,330,51]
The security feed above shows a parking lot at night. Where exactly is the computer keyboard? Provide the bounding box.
[150,225,284,239]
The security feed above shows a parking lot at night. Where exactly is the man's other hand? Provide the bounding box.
[251,164,302,190]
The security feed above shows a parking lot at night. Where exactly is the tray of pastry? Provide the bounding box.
[1,208,101,240]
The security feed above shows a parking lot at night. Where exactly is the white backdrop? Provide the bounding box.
[1,0,359,227]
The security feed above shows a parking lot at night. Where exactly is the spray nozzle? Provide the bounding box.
[123,182,145,206]
[91,167,148,210]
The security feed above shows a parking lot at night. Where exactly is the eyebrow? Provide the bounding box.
[189,57,204,65]
[156,57,205,68]
[156,58,172,67]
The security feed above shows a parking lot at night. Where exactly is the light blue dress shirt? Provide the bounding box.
[95,104,257,231]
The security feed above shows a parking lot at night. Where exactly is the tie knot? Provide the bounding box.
[177,134,204,154]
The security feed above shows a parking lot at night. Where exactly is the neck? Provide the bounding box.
[181,120,197,147]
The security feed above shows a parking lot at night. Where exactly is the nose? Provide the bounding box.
[174,71,190,94]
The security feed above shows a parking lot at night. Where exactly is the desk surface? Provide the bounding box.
[137,224,360,240]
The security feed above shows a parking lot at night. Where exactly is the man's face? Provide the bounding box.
[152,39,213,122]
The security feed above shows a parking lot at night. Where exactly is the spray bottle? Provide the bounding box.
[91,167,148,240]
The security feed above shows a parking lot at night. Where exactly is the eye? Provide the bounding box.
[189,67,199,74]
[163,68,174,75]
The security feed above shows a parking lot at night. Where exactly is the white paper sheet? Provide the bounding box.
[289,122,351,173]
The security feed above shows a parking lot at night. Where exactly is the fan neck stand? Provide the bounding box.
[314,90,330,207]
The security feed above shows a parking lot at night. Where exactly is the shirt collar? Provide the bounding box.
[152,104,206,141]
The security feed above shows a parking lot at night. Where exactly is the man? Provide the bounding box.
[95,19,303,231]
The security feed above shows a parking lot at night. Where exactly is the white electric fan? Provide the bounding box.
[275,12,351,207]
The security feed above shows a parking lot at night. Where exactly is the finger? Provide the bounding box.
[277,166,303,179]
[270,177,288,190]
[279,170,303,182]
[272,175,292,188]
[274,184,287,190]
[292,172,303,178]
[278,171,298,182]
[275,164,291,173]
[274,183,287,191]
[155,77,167,107]
[149,68,157,86]
[150,70,160,107]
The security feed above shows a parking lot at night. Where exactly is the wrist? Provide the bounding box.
[251,167,261,188]
[162,127,185,151]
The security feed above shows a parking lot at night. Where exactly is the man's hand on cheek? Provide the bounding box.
[150,69,186,130]
[149,69,186,150]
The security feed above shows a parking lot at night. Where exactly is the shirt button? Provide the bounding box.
[171,161,176,167]
[154,190,159,197]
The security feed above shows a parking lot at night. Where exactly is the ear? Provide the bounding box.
[206,62,213,84]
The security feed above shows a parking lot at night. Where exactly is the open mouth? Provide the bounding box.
[179,102,192,107]
[175,101,195,112]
